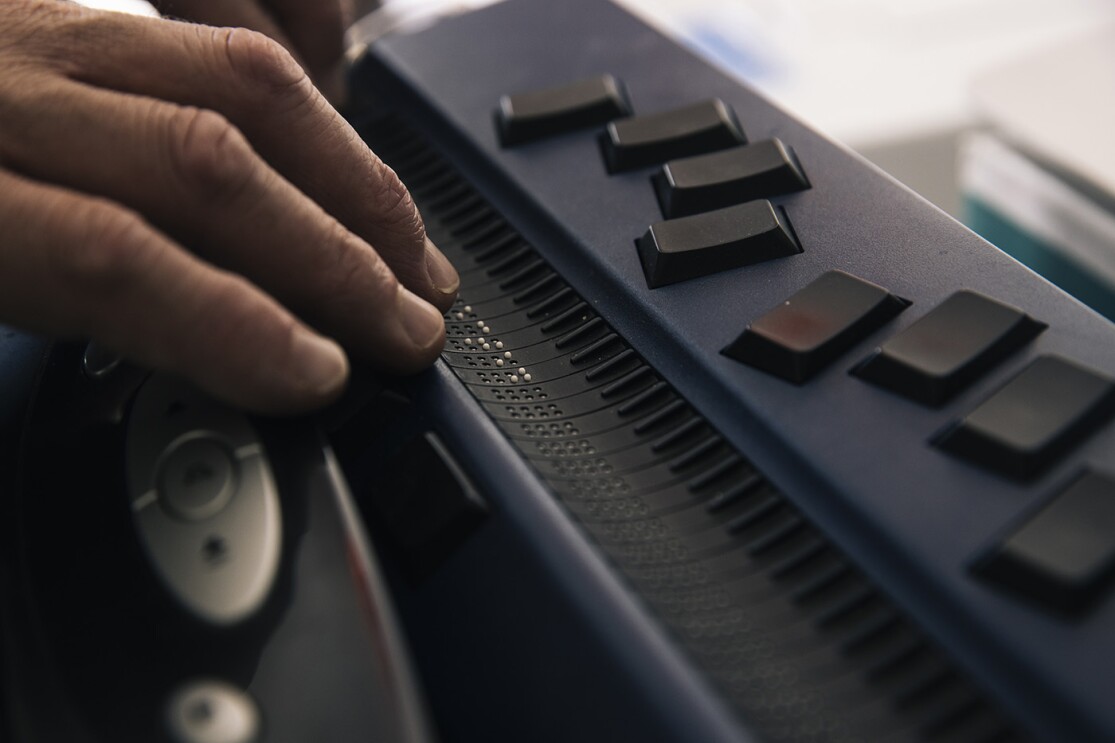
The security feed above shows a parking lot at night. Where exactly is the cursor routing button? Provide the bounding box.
[636,200,801,288]
[654,139,810,218]
[602,99,745,172]
[853,290,1046,406]
[935,355,1115,480]
[976,470,1115,614]
[722,270,908,383]
[497,75,632,146]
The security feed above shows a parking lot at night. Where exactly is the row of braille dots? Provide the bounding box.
[451,303,534,383]
[372,122,527,378]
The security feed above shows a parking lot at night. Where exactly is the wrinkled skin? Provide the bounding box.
[0,0,459,413]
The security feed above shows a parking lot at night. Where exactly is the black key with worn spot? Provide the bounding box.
[935,355,1115,480]
[636,200,801,289]
[497,75,632,146]
[653,139,810,218]
[601,99,745,172]
[722,271,909,383]
[853,290,1046,406]
[975,470,1115,614]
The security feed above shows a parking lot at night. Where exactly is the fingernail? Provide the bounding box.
[398,287,445,347]
[290,330,349,396]
[425,237,460,297]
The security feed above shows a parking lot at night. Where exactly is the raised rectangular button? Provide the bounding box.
[935,355,1115,480]
[722,271,908,383]
[601,99,745,173]
[636,201,801,289]
[976,470,1115,614]
[654,139,809,218]
[853,290,1046,406]
[497,75,632,146]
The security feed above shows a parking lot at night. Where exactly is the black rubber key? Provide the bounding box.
[723,270,908,383]
[935,355,1115,480]
[654,139,809,218]
[976,470,1115,614]
[636,200,801,288]
[853,290,1046,406]
[497,75,632,145]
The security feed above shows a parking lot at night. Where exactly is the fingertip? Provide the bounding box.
[208,329,351,416]
[424,237,459,310]
[287,328,350,404]
[397,286,447,359]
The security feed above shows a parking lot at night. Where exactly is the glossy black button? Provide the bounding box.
[371,431,488,579]
[497,75,632,146]
[935,355,1115,480]
[601,99,745,173]
[722,271,908,383]
[636,200,801,289]
[976,470,1115,614]
[653,139,809,218]
[853,290,1046,406]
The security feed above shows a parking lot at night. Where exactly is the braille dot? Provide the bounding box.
[518,367,526,375]
[524,374,533,381]
[504,351,512,359]
[496,359,505,367]
[495,341,504,349]
[463,305,472,313]
[482,326,491,334]
[510,375,520,383]
[482,343,491,350]
[464,338,473,345]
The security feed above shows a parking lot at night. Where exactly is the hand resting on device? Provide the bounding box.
[0,0,460,413]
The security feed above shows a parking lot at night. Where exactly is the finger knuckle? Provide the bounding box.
[58,201,150,296]
[275,313,308,368]
[366,158,425,240]
[311,221,401,311]
[167,106,255,201]
[210,282,304,378]
[199,273,270,344]
[217,26,307,95]
[348,237,401,304]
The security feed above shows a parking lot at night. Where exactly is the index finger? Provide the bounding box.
[51,10,459,311]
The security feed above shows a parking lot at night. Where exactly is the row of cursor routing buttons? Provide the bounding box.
[496,75,810,288]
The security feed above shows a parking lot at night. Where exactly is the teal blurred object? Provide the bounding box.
[964,25,1115,325]
[966,197,1115,321]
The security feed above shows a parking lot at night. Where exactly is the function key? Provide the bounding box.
[975,470,1115,615]
[853,290,1046,406]
[722,271,909,383]
[496,75,633,146]
[601,99,745,173]
[654,139,810,218]
[934,355,1115,480]
[636,200,801,289]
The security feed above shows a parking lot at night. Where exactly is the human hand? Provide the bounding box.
[0,0,459,413]
[149,0,353,103]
